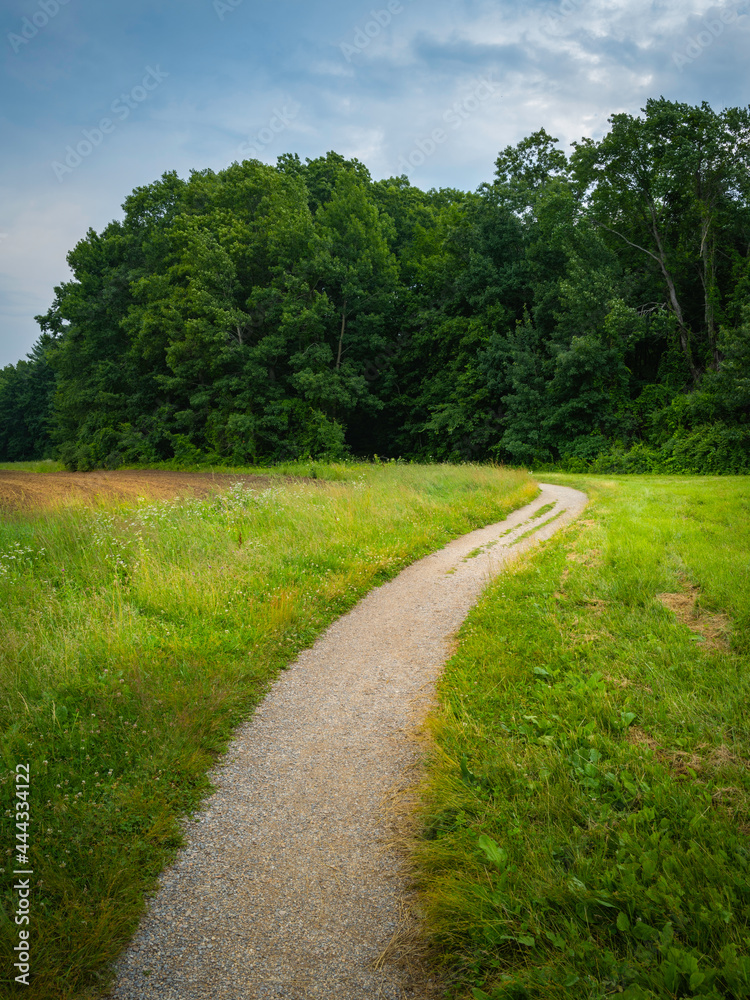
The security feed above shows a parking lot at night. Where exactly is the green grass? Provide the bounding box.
[0,457,351,478]
[416,475,750,1000]
[99,457,396,479]
[0,462,535,999]
[530,503,557,520]
[0,460,63,474]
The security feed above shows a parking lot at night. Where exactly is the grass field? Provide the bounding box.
[0,461,535,999]
[416,474,750,1000]
[0,460,64,474]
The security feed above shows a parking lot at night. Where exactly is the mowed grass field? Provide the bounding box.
[416,475,750,1000]
[0,462,535,999]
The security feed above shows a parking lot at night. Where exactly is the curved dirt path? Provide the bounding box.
[110,483,587,1000]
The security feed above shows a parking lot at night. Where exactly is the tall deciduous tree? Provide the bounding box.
[571,98,750,381]
[5,98,746,471]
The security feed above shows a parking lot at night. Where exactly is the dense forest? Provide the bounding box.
[2,97,749,472]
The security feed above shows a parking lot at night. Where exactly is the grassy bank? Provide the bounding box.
[0,462,535,999]
[416,475,750,1000]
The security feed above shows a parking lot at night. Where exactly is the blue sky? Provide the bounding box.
[1,0,748,367]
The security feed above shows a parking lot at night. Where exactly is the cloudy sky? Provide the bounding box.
[1,0,748,367]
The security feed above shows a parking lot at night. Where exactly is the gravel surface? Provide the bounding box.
[108,483,587,1000]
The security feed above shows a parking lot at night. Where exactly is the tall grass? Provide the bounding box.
[0,460,63,474]
[0,462,534,999]
[416,475,750,1000]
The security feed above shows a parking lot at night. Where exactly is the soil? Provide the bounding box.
[656,586,730,652]
[0,470,292,514]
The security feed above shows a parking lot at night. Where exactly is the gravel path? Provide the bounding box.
[109,483,587,1000]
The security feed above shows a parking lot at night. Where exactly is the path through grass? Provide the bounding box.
[417,475,750,1000]
[0,462,534,999]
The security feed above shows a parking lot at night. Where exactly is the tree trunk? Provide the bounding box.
[648,208,700,383]
[700,215,721,370]
[336,301,347,369]
[597,216,700,382]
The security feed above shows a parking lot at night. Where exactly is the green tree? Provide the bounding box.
[0,332,58,460]
[572,98,750,380]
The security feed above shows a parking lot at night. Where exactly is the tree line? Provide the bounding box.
[2,97,749,473]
